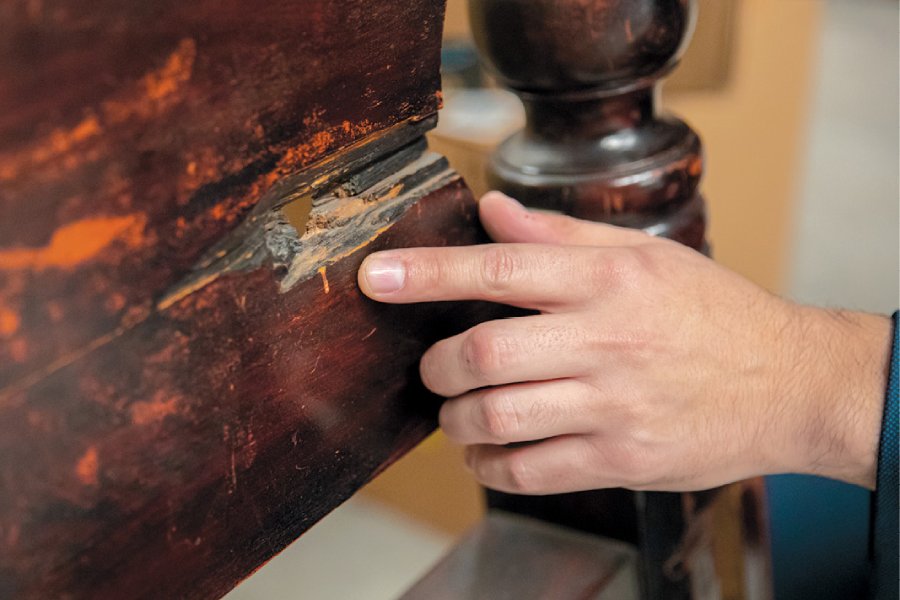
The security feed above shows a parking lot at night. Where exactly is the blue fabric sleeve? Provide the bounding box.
[872,311,898,599]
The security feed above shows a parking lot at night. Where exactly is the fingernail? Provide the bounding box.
[363,255,406,294]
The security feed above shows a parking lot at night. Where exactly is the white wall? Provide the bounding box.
[788,0,899,313]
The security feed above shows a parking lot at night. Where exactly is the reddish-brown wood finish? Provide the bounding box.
[0,0,445,390]
[0,2,514,598]
[1,172,502,599]
[468,1,771,598]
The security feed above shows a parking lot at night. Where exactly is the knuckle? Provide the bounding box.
[586,249,634,287]
[462,325,511,381]
[521,393,560,431]
[505,455,540,493]
[477,390,521,442]
[479,246,518,295]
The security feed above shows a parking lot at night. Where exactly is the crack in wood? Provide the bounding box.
[0,117,448,405]
[277,150,455,292]
[156,133,455,309]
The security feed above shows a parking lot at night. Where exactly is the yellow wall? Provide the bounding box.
[668,0,822,293]
[362,0,822,535]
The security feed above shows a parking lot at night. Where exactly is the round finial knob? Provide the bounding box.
[469,0,696,93]
[468,0,705,249]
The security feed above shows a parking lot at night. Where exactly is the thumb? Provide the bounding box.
[478,191,650,247]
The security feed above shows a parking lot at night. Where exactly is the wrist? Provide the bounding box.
[791,306,893,488]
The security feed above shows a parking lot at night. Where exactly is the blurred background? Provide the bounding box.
[228,0,899,598]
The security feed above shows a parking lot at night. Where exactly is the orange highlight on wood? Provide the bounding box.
[130,395,180,426]
[689,156,703,177]
[75,446,99,486]
[0,214,145,271]
[0,115,102,181]
[0,306,20,337]
[143,38,197,102]
[0,38,197,182]
[277,116,376,172]
[318,266,330,294]
[45,116,102,158]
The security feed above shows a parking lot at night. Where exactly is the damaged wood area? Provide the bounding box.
[0,0,510,600]
[158,134,457,308]
[0,131,502,599]
[0,1,505,598]
[0,0,448,393]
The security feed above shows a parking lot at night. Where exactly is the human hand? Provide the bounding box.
[358,192,892,494]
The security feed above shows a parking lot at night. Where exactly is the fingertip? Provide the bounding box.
[478,191,534,242]
[478,190,566,245]
[479,191,525,221]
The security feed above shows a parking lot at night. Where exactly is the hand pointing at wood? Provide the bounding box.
[358,192,892,495]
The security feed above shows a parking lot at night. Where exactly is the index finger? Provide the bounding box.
[358,243,621,309]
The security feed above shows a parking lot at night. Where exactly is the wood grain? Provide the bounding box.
[1,166,501,599]
[0,0,445,390]
[0,2,515,598]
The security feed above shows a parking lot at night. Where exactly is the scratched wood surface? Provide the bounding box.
[0,0,445,388]
[0,1,505,598]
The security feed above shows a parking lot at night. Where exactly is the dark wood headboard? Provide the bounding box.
[0,2,497,597]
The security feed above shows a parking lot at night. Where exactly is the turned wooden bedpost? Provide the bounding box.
[469,0,705,248]
[468,1,772,598]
